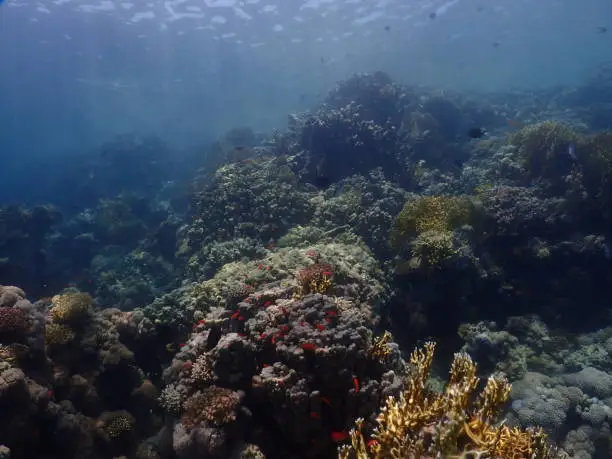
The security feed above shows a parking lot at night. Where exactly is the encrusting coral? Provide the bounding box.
[49,292,93,325]
[338,342,561,459]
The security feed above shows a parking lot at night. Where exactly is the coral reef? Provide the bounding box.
[3,70,612,459]
[0,285,161,459]
[157,260,404,458]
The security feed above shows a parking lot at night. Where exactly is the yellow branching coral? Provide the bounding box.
[369,331,393,363]
[339,342,559,459]
[295,262,334,296]
[50,292,93,325]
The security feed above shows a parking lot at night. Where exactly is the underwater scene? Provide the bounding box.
[1,0,612,458]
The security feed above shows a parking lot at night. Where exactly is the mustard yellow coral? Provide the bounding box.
[45,323,76,346]
[369,331,393,364]
[339,342,559,459]
[390,195,473,251]
[50,292,92,325]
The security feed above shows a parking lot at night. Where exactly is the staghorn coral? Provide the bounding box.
[339,342,559,459]
[50,292,93,326]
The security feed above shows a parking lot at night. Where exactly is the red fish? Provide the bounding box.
[301,342,317,351]
[331,431,349,442]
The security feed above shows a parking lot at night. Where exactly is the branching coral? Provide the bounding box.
[295,262,334,296]
[369,331,393,364]
[339,342,559,459]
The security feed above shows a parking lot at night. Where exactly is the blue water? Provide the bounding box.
[0,0,611,204]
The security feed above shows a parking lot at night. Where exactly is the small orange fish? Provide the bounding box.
[310,411,320,419]
[353,376,360,392]
[321,397,333,406]
[230,311,240,319]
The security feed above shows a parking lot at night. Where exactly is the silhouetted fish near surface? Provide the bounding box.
[492,41,501,48]
[429,12,437,20]
[597,26,607,33]
[467,127,487,139]
[384,25,391,31]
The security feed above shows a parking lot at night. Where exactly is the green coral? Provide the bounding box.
[390,195,474,249]
[410,230,458,269]
[389,195,477,271]
[509,121,581,179]
[192,240,385,311]
[509,122,612,218]
[581,131,612,209]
